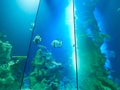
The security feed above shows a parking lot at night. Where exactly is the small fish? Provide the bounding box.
[29,22,35,32]
[31,23,35,27]
[33,35,42,44]
[51,39,62,48]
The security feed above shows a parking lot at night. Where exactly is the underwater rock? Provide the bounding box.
[0,39,27,90]
[0,40,12,64]
[0,61,26,90]
[98,77,117,90]
[75,0,118,89]
[29,45,62,90]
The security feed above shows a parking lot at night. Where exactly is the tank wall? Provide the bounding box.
[1,0,120,90]
[0,0,38,89]
[75,0,119,89]
[22,0,77,89]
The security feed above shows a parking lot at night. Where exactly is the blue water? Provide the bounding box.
[1,0,120,89]
[97,0,120,83]
[0,0,36,56]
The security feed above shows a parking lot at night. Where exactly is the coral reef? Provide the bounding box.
[78,39,117,90]
[0,39,27,90]
[75,0,118,90]
[28,45,62,90]
[0,40,12,64]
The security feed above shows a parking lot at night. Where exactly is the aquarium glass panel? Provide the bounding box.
[21,0,77,90]
[75,0,120,90]
[1,0,120,90]
[0,0,39,90]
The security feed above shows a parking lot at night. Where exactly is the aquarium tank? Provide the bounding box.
[0,0,120,90]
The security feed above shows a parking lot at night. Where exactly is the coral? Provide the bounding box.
[0,39,27,90]
[78,22,117,90]
[0,40,12,64]
[28,45,62,90]
[76,1,118,90]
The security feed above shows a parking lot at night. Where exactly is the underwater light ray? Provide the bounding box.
[17,0,39,13]
[65,0,79,89]
[65,0,76,71]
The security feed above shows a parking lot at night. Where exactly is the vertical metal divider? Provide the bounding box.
[72,0,79,90]
[19,1,41,89]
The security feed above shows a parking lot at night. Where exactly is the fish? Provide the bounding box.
[33,35,42,44]
[29,22,35,32]
[51,39,62,48]
[31,23,35,27]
